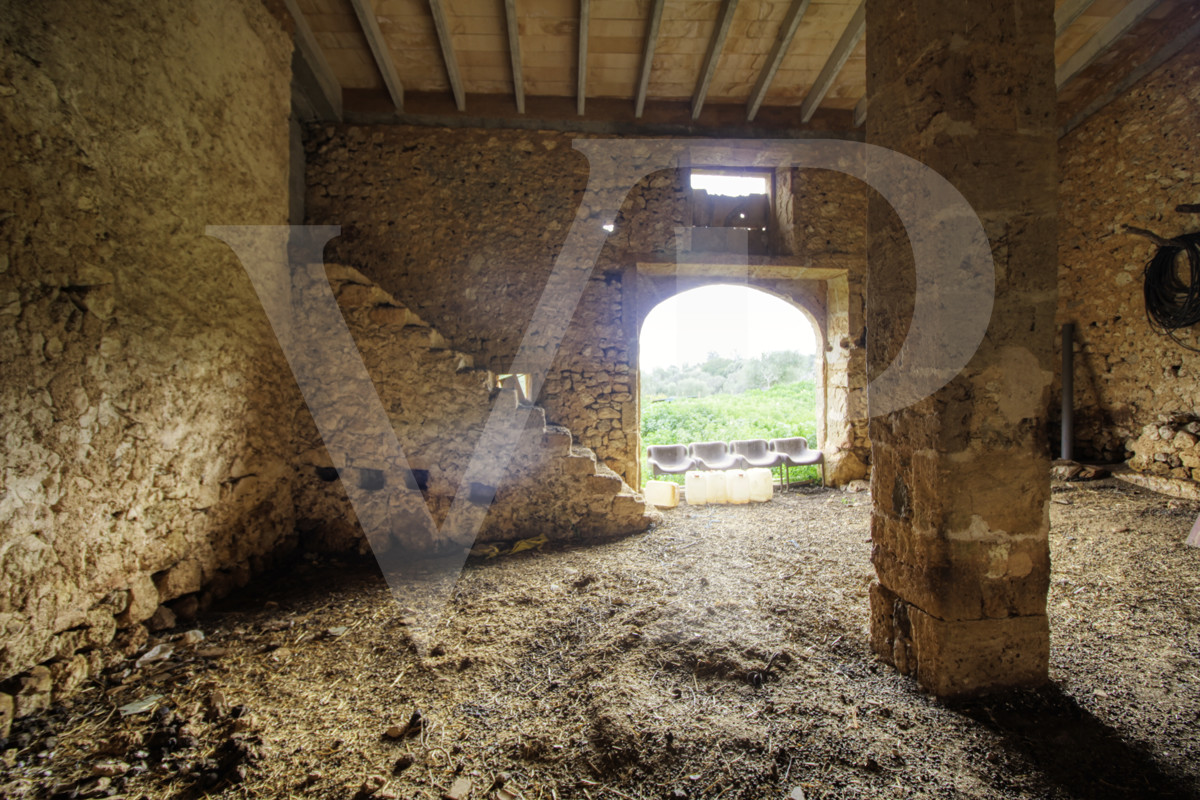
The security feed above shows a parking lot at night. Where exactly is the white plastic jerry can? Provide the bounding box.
[705,471,729,504]
[685,471,708,505]
[728,469,750,504]
[644,480,680,508]
[747,468,773,502]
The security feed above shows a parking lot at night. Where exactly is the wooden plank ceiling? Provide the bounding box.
[291,0,1167,128]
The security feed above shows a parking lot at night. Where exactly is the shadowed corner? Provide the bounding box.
[947,684,1198,800]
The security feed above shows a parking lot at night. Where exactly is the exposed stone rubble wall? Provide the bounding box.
[1057,41,1200,465]
[0,0,878,725]
[0,14,662,712]
[792,169,870,484]
[866,0,1056,696]
[304,127,871,487]
[305,128,684,485]
[0,0,296,713]
[293,263,661,553]
[1127,413,1200,480]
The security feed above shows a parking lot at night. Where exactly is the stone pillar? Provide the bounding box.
[865,0,1057,696]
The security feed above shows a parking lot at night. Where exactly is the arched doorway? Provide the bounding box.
[637,284,823,488]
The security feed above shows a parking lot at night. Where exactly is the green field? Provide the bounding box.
[639,380,820,487]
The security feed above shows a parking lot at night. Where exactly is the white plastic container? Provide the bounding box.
[644,480,679,508]
[727,470,750,504]
[748,468,773,502]
[685,471,708,505]
[705,471,729,504]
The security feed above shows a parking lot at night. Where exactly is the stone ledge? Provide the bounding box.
[1115,471,1200,501]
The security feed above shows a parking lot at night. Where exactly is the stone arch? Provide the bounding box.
[631,269,855,486]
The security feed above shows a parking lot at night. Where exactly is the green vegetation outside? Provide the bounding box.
[639,378,820,488]
[641,350,816,398]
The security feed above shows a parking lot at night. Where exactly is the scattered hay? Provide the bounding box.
[3,481,1199,799]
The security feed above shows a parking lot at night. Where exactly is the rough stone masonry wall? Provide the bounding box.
[0,0,295,702]
[305,126,671,485]
[792,169,870,484]
[291,264,658,555]
[1058,40,1200,469]
[545,167,690,485]
[305,127,872,486]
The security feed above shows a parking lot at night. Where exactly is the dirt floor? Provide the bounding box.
[3,478,1200,800]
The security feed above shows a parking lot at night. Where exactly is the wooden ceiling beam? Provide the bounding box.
[504,0,525,114]
[578,0,590,116]
[428,0,467,111]
[799,0,864,123]
[691,0,740,121]
[746,0,811,121]
[1062,13,1200,135]
[1056,0,1162,88]
[343,90,862,138]
[347,0,405,112]
[634,0,666,119]
[852,95,866,128]
[283,0,343,120]
[1054,0,1098,37]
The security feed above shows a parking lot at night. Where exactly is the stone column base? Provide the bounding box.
[870,583,1048,697]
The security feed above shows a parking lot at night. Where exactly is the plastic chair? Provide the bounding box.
[689,441,749,471]
[730,439,786,486]
[769,437,824,488]
[646,444,696,476]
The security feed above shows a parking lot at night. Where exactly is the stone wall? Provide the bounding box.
[1058,40,1200,465]
[291,264,659,555]
[304,127,871,486]
[793,169,870,484]
[0,0,295,694]
[305,126,665,484]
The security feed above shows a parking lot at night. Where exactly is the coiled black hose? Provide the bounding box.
[1143,231,1200,351]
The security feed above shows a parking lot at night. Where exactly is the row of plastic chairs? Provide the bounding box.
[647,438,824,487]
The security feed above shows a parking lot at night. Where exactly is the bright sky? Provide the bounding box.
[690,172,769,197]
[640,285,817,372]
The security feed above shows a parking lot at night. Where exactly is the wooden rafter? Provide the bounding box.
[578,0,590,116]
[428,0,467,112]
[746,0,811,121]
[282,0,343,120]
[347,0,404,112]
[634,0,666,118]
[1062,14,1200,135]
[504,0,525,114]
[1056,0,1162,88]
[799,0,864,123]
[1055,0,1099,37]
[852,95,867,128]
[691,0,740,121]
